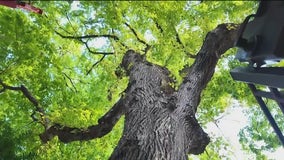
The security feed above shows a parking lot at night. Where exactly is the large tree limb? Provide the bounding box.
[169,24,240,154]
[176,23,240,114]
[40,97,125,143]
[0,80,126,144]
[169,23,240,155]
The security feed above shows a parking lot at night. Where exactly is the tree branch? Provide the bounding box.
[154,20,164,33]
[63,72,77,92]
[153,20,196,58]
[40,97,125,143]
[175,23,240,115]
[0,62,16,75]
[82,39,114,55]
[54,14,127,55]
[55,14,128,50]
[54,19,74,36]
[124,22,151,53]
[174,28,196,58]
[65,12,78,33]
[55,31,115,55]
[86,54,106,75]
[0,80,49,128]
[55,30,119,41]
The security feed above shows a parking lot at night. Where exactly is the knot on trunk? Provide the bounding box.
[185,115,210,155]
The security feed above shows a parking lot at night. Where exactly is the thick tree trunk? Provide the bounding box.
[40,23,239,160]
[110,24,240,160]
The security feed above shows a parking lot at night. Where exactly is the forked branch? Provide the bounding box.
[55,30,115,74]
[55,31,115,55]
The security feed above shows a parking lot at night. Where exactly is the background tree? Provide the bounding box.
[1,1,280,159]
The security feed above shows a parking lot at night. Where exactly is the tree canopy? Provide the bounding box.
[0,1,282,159]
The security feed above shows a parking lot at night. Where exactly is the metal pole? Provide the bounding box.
[248,84,284,146]
[268,87,284,115]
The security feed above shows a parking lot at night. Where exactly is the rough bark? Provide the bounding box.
[110,23,239,159]
[40,97,125,143]
[40,23,240,160]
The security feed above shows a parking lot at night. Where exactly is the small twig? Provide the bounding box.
[174,28,196,58]
[65,12,78,33]
[63,72,78,92]
[87,55,107,75]
[124,22,146,45]
[205,149,210,159]
[154,21,164,33]
[0,80,21,91]
[54,19,73,35]
[111,29,129,49]
[0,62,16,75]
[175,31,183,46]
[124,22,151,53]
[214,114,226,123]
[31,110,38,122]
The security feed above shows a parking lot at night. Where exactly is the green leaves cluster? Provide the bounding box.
[0,3,125,158]
[239,100,284,158]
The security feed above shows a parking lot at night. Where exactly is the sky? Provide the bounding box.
[206,101,284,160]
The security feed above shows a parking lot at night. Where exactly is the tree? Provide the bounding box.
[40,23,239,159]
[0,1,270,159]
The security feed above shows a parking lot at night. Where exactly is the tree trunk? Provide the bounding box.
[40,23,240,160]
[110,24,240,159]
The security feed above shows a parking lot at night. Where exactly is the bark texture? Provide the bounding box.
[40,23,240,160]
[110,23,240,159]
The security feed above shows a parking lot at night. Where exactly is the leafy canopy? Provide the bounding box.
[1,1,276,159]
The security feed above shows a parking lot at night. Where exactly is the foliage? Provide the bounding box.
[239,100,283,159]
[1,1,276,159]
[198,51,255,124]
